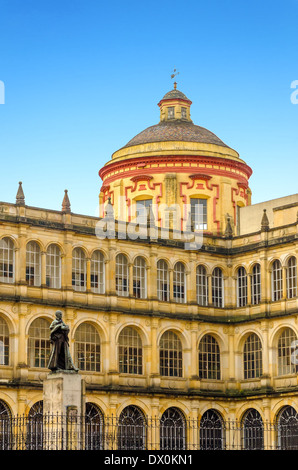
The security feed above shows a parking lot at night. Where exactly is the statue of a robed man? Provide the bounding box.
[47,310,78,372]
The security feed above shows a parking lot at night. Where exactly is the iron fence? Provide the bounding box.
[0,412,298,450]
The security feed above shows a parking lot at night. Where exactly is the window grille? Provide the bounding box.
[212,267,224,307]
[157,259,169,301]
[198,334,220,380]
[251,263,261,305]
[241,409,264,450]
[117,406,146,450]
[118,327,142,375]
[0,317,9,366]
[133,256,146,299]
[27,318,51,368]
[196,265,208,306]
[237,267,248,307]
[46,244,61,289]
[287,256,297,299]
[277,406,298,450]
[243,333,262,379]
[200,409,224,450]
[26,241,41,286]
[277,328,297,376]
[173,262,186,303]
[160,330,182,377]
[91,250,105,294]
[160,408,186,450]
[0,237,14,283]
[72,248,86,292]
[272,259,283,301]
[74,323,101,372]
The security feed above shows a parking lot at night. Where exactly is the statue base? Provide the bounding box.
[43,370,85,416]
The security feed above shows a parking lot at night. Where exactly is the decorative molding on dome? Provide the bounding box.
[189,173,212,181]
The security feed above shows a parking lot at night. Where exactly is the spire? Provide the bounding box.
[62,190,71,213]
[16,181,25,206]
[105,196,114,219]
[261,209,269,232]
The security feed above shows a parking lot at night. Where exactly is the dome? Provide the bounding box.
[161,88,190,102]
[121,120,230,149]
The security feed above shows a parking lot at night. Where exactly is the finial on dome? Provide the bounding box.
[174,81,177,90]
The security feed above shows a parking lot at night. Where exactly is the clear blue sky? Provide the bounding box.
[0,0,297,216]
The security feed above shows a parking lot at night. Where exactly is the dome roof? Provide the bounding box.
[161,88,190,101]
[122,120,230,149]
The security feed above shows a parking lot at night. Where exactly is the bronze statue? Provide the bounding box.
[47,310,78,372]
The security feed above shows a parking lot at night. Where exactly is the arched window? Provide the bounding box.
[85,403,104,450]
[160,408,186,450]
[241,409,264,450]
[0,237,14,284]
[212,267,224,307]
[159,331,182,377]
[0,317,9,365]
[117,406,146,450]
[237,267,247,307]
[27,401,43,450]
[251,263,261,305]
[287,257,297,299]
[200,409,224,450]
[72,248,86,292]
[27,318,51,368]
[196,265,208,306]
[157,259,169,302]
[26,241,41,286]
[243,333,262,379]
[118,326,143,375]
[91,251,105,294]
[116,254,129,297]
[46,244,61,289]
[198,334,220,380]
[173,262,186,303]
[133,256,147,299]
[277,406,298,450]
[74,323,101,372]
[277,328,297,376]
[272,260,282,301]
[0,400,11,450]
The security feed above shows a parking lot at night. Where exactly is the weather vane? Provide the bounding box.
[171,68,179,89]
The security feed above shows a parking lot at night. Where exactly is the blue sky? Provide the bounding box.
[0,0,297,216]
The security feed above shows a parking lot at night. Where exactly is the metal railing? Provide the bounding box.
[0,413,298,450]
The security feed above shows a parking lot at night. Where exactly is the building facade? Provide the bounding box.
[0,84,297,449]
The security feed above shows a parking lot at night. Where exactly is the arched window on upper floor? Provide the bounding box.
[212,267,224,308]
[277,328,297,376]
[159,330,183,377]
[0,317,9,366]
[74,323,101,372]
[287,256,297,299]
[116,253,129,297]
[196,265,208,306]
[272,259,282,301]
[173,262,186,304]
[133,256,147,299]
[198,334,221,380]
[46,244,61,289]
[27,318,51,368]
[237,267,248,307]
[157,259,169,302]
[251,263,261,305]
[72,248,86,292]
[0,237,15,284]
[91,250,105,294]
[118,326,143,375]
[26,241,41,287]
[243,333,262,379]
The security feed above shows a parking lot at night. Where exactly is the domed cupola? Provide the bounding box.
[98,85,253,236]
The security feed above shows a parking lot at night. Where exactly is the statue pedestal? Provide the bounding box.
[43,371,85,450]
